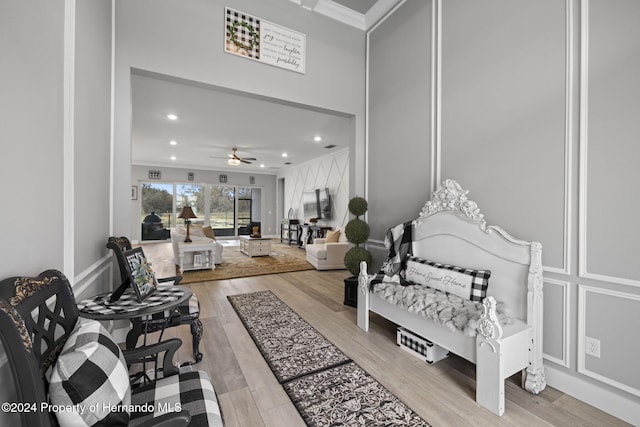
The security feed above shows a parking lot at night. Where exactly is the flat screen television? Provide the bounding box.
[317,188,331,220]
[302,191,319,219]
[302,188,332,220]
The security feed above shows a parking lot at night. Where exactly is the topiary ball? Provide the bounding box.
[344,246,372,276]
[348,197,368,217]
[345,218,369,245]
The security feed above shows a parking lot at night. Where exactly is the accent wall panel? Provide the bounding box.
[367,0,432,241]
[579,286,640,396]
[584,0,640,282]
[440,0,566,269]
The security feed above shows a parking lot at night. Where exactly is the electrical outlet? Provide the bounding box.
[585,336,601,358]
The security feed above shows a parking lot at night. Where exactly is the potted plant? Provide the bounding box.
[343,196,372,307]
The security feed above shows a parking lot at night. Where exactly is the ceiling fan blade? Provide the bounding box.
[240,159,252,164]
[242,157,257,161]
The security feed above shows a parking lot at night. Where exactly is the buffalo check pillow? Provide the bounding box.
[404,255,491,301]
[48,318,131,426]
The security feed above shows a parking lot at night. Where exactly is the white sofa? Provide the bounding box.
[171,225,223,265]
[305,237,350,270]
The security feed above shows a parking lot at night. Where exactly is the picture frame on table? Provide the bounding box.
[193,253,203,268]
[123,247,157,302]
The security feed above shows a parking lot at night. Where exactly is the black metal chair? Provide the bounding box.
[107,236,203,363]
[0,269,222,426]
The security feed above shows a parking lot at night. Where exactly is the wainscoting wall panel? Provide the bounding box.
[578,285,640,397]
[365,0,640,423]
[440,0,567,271]
[366,0,432,242]
[543,279,571,367]
[581,0,640,285]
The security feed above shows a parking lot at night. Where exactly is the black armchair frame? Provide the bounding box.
[0,269,191,427]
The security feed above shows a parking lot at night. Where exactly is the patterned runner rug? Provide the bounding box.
[227,290,430,426]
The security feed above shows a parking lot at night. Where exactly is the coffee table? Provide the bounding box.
[239,236,272,257]
[178,240,216,273]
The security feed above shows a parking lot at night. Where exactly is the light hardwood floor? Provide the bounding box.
[142,242,630,427]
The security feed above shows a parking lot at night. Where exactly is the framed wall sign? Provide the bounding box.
[225,7,306,74]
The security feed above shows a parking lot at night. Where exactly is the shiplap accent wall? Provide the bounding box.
[366,0,640,423]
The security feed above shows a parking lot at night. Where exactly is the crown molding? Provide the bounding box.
[312,0,365,30]
[365,0,403,30]
[290,0,403,31]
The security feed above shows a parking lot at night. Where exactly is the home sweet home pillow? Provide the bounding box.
[404,255,490,301]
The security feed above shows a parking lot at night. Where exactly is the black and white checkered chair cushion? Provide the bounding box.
[48,318,131,426]
[129,370,223,427]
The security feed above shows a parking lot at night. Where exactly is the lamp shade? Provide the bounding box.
[178,206,197,219]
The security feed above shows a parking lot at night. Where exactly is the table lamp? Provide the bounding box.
[178,206,197,242]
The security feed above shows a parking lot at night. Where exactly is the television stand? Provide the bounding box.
[300,225,332,247]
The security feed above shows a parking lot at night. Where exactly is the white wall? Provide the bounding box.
[1,0,65,276]
[366,0,640,423]
[0,0,113,291]
[0,0,113,423]
[278,148,350,239]
[113,0,366,242]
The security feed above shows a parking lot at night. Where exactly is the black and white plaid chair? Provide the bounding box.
[107,236,203,363]
[0,269,223,426]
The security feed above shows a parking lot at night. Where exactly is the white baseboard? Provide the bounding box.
[545,364,640,425]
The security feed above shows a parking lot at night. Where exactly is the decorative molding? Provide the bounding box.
[578,284,640,398]
[430,0,441,193]
[477,297,503,343]
[290,0,403,31]
[365,0,403,30]
[577,1,639,288]
[308,0,366,30]
[578,0,590,284]
[419,179,487,229]
[580,272,640,288]
[63,0,76,282]
[542,278,571,368]
[364,0,407,202]
[559,0,574,276]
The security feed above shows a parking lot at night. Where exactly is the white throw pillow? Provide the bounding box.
[404,255,490,301]
[49,318,131,426]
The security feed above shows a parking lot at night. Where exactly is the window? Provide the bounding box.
[209,185,235,236]
[176,184,204,225]
[138,181,262,238]
[140,183,173,227]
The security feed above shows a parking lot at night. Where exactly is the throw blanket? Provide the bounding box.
[372,220,413,288]
[372,282,512,337]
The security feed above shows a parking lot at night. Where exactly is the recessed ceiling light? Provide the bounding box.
[314,136,322,142]
[169,140,178,145]
[281,152,288,158]
[166,113,179,121]
[260,164,265,168]
[170,156,177,161]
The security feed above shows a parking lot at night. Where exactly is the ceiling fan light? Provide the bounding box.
[228,158,241,166]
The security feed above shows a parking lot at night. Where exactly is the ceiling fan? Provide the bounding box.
[210,147,256,165]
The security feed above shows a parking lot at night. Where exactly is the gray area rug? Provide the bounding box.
[227,290,430,426]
